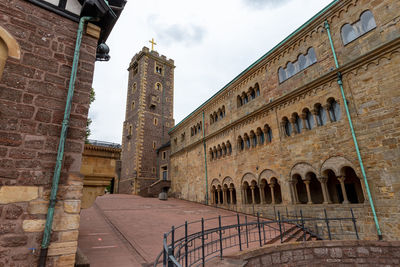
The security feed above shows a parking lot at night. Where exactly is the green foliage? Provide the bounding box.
[85,88,96,142]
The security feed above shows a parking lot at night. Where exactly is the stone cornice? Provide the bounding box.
[83,144,121,158]
[170,35,400,157]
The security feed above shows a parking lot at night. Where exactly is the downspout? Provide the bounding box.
[38,16,95,267]
[324,20,382,240]
[202,111,209,205]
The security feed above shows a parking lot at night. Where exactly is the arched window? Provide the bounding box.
[222,143,227,156]
[210,148,214,160]
[304,109,314,130]
[237,95,243,107]
[307,47,317,65]
[293,113,302,134]
[244,134,250,149]
[328,99,341,122]
[360,10,376,32]
[243,93,248,104]
[257,127,264,145]
[219,110,224,120]
[131,83,137,94]
[255,83,260,97]
[227,141,232,155]
[210,114,214,124]
[238,136,244,151]
[214,112,218,122]
[283,118,292,136]
[278,67,286,83]
[286,62,295,78]
[155,82,162,91]
[341,10,376,45]
[250,131,257,147]
[341,24,357,44]
[213,147,217,159]
[249,88,255,100]
[315,104,327,126]
[298,54,306,70]
[264,124,272,143]
[0,27,20,81]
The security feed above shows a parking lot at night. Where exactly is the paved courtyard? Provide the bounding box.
[78,194,244,267]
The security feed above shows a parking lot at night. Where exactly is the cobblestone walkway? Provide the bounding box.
[78,194,242,267]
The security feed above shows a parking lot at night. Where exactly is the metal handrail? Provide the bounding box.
[154,208,358,267]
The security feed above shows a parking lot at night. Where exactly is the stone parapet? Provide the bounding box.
[228,240,400,266]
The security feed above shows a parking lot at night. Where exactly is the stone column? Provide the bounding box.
[290,117,298,134]
[223,188,227,205]
[259,184,266,204]
[290,180,300,204]
[324,104,332,122]
[250,185,256,204]
[304,179,313,204]
[280,121,287,138]
[312,109,319,126]
[229,188,234,205]
[270,183,276,204]
[216,189,220,204]
[318,176,331,204]
[211,189,215,204]
[242,187,247,204]
[337,176,349,204]
[300,114,308,130]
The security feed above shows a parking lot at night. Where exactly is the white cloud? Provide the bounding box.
[89,0,334,143]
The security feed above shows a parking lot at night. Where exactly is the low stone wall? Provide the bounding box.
[229,240,400,266]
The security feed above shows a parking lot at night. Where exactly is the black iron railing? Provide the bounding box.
[154,208,358,267]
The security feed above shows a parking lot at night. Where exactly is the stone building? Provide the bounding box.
[168,0,400,241]
[80,140,121,209]
[0,0,125,266]
[119,47,175,194]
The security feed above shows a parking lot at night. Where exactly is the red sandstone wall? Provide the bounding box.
[0,0,98,265]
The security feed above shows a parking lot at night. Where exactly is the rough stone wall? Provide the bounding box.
[120,47,175,194]
[80,144,121,209]
[170,0,400,240]
[234,240,400,266]
[0,0,98,266]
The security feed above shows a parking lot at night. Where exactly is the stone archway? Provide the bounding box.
[0,26,21,80]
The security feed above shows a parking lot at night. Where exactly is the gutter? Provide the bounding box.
[38,0,123,265]
[202,111,209,205]
[324,20,382,240]
[38,16,95,267]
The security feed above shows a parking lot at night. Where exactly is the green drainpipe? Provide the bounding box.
[324,20,382,240]
[38,16,95,267]
[202,111,209,205]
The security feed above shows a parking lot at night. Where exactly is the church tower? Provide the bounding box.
[119,46,175,194]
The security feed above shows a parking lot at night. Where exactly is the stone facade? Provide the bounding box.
[80,143,121,209]
[119,47,175,194]
[229,240,400,266]
[0,0,119,265]
[169,0,400,240]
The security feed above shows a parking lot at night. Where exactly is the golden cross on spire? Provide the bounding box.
[149,38,157,51]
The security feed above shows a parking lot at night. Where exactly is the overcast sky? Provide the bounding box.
[89,0,334,143]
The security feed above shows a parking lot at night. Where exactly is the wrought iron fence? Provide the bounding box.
[153,208,358,267]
